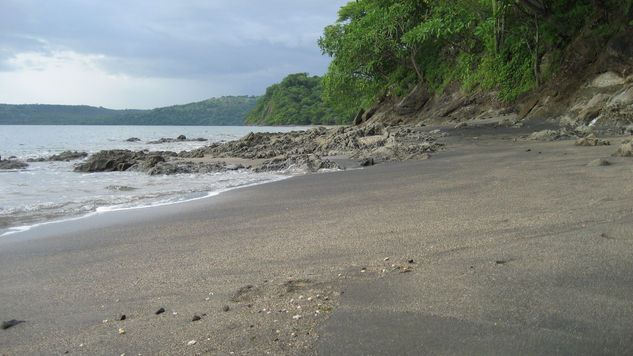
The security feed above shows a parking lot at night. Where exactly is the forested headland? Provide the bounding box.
[316,0,632,124]
[245,73,350,125]
[0,96,258,125]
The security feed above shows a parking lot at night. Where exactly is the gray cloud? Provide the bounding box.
[0,0,348,108]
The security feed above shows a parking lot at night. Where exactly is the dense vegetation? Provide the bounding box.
[318,0,633,117]
[245,73,350,125]
[0,96,258,125]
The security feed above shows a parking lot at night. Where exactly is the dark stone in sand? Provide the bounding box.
[2,319,25,330]
[231,285,255,302]
[223,305,230,312]
[588,158,611,167]
[360,158,375,167]
[119,314,126,321]
[155,307,165,315]
[408,259,415,264]
[495,260,507,265]
[192,315,201,321]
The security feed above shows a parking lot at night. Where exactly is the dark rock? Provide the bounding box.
[360,158,375,167]
[149,136,207,144]
[126,137,141,142]
[155,307,166,315]
[0,159,28,170]
[49,151,88,161]
[192,315,201,321]
[587,159,611,167]
[222,305,230,312]
[408,259,415,264]
[74,150,146,172]
[2,319,25,330]
[119,314,126,321]
[142,155,165,169]
[146,161,227,175]
[178,148,206,158]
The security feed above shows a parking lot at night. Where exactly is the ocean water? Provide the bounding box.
[0,125,308,236]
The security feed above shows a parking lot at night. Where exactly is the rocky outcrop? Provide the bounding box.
[146,161,232,175]
[74,124,443,175]
[0,158,28,170]
[575,133,610,146]
[199,123,441,164]
[74,150,147,172]
[612,139,633,157]
[147,136,207,144]
[255,154,341,173]
[27,151,88,162]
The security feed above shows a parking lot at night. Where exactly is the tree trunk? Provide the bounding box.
[534,15,540,86]
[411,52,424,82]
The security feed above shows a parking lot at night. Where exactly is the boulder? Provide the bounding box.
[588,71,625,88]
[74,150,146,172]
[572,93,611,123]
[0,159,28,170]
[575,133,610,146]
[48,151,88,161]
[603,86,633,124]
[529,129,560,141]
[177,135,187,141]
[141,155,166,169]
[126,137,141,142]
[612,139,633,157]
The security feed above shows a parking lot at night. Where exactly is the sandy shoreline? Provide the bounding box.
[1,125,633,354]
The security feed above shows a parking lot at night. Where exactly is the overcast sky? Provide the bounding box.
[0,0,348,109]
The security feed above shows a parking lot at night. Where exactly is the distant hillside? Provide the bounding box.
[0,104,141,125]
[0,96,259,125]
[126,96,259,125]
[245,73,350,125]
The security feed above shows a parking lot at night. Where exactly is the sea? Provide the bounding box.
[0,125,309,236]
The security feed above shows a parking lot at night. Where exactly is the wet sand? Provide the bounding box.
[1,125,632,355]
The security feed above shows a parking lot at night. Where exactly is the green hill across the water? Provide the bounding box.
[0,96,259,126]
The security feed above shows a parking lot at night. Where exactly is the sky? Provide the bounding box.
[0,0,349,109]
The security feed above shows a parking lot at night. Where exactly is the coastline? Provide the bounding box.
[1,125,633,354]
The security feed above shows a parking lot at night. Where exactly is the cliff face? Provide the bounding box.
[358,27,633,130]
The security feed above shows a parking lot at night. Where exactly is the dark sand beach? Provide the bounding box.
[1,125,633,355]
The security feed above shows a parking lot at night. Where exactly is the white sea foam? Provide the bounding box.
[0,125,306,237]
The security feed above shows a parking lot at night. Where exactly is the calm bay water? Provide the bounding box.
[0,125,307,236]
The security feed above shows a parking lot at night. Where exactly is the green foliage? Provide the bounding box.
[245,73,349,125]
[128,96,258,125]
[0,96,259,125]
[319,0,627,114]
